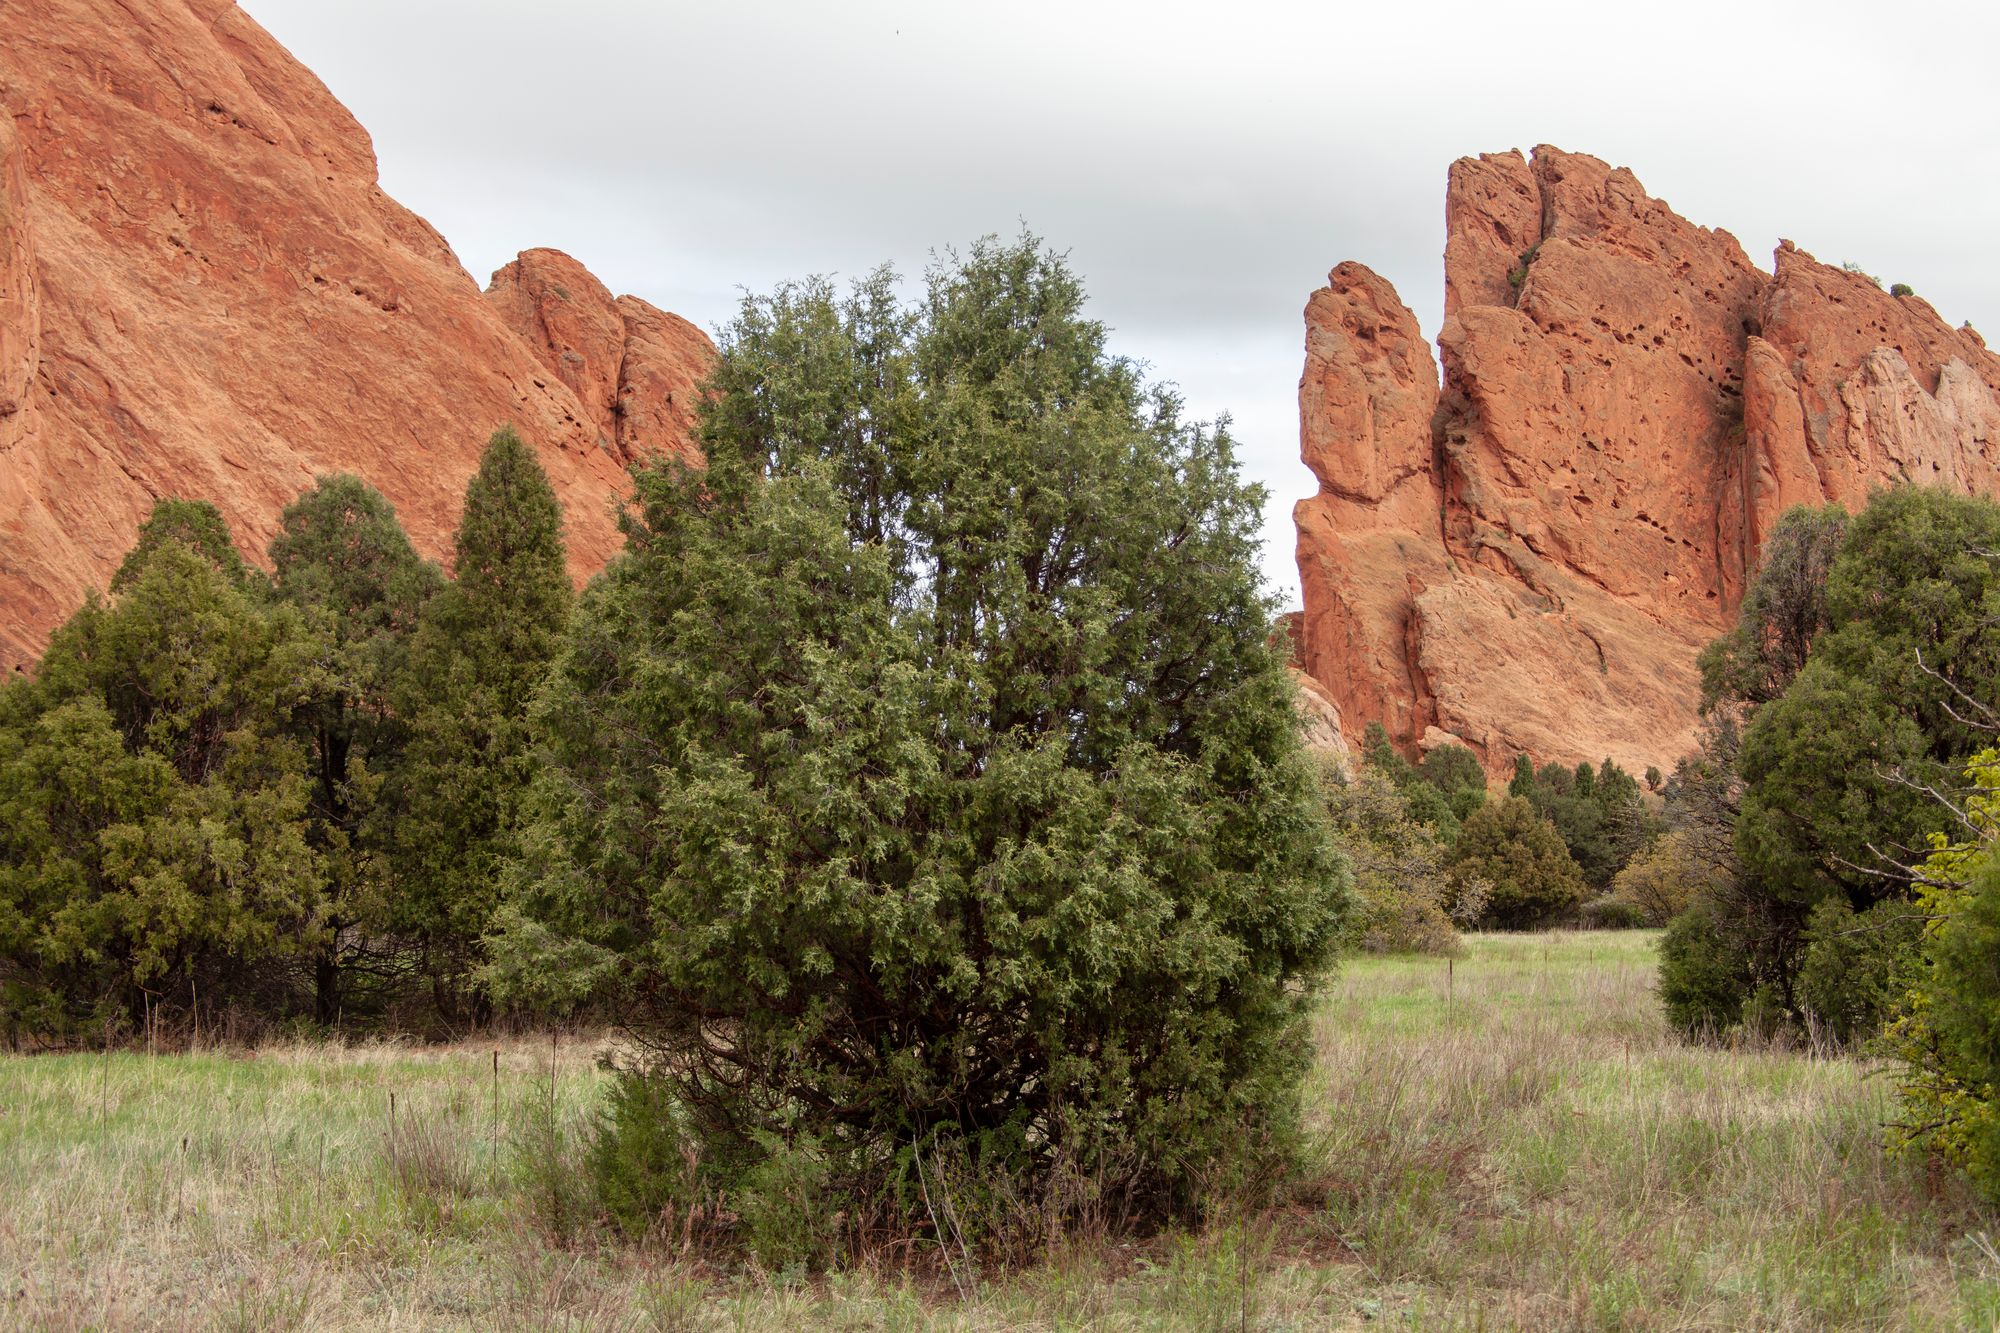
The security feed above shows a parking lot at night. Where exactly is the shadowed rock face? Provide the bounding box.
[1296,146,2000,777]
[0,0,711,671]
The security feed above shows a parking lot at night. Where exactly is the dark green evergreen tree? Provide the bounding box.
[388,429,571,1014]
[1512,755,1655,889]
[0,513,323,1039]
[494,237,1349,1237]
[268,475,440,1024]
[1698,504,1849,712]
[1662,487,2000,1040]
[1449,795,1587,929]
[110,498,255,594]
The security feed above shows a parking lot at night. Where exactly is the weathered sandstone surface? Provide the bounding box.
[0,0,711,671]
[1296,147,2000,776]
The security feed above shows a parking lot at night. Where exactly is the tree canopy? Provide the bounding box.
[493,236,1350,1234]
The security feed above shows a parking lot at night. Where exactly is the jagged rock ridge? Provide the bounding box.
[1295,146,2000,776]
[0,0,712,671]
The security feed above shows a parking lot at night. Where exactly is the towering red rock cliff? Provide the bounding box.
[1296,146,2000,776]
[0,0,711,671]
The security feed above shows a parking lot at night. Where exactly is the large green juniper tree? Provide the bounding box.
[1661,488,2000,1039]
[494,237,1350,1239]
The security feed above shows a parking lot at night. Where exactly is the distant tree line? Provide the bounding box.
[1320,716,1662,954]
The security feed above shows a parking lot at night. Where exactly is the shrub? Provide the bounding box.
[1890,282,1915,298]
[510,1072,593,1242]
[1578,896,1648,930]
[1892,751,2000,1199]
[1795,896,1920,1046]
[1610,829,1726,926]
[1658,897,1754,1036]
[737,1135,837,1272]
[0,521,326,1039]
[1322,765,1459,955]
[1511,756,1657,889]
[1507,245,1539,290]
[588,1066,702,1238]
[1449,796,1587,929]
[494,236,1350,1238]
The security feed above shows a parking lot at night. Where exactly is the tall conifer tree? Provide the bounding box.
[388,428,571,1014]
[268,475,439,1023]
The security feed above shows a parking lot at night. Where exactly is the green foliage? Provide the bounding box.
[0,520,325,1037]
[1699,505,1849,712]
[1321,763,1465,955]
[495,236,1349,1231]
[1795,896,1920,1047]
[1359,721,1484,842]
[1513,756,1656,889]
[390,429,572,1010]
[1418,743,1489,823]
[1577,896,1647,929]
[1506,245,1540,290]
[588,1065,699,1237]
[268,475,440,1023]
[1449,795,1586,929]
[1891,751,2000,1197]
[109,497,254,594]
[737,1135,837,1271]
[509,1071,593,1242]
[1658,896,1755,1036]
[1890,282,1916,299]
[1664,487,2000,1045]
[1608,829,1726,927]
[1736,487,2000,909]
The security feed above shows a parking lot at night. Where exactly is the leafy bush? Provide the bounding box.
[1509,756,1657,889]
[1578,896,1648,930]
[1890,282,1915,298]
[0,520,326,1039]
[737,1135,837,1272]
[1358,722,1485,844]
[1322,764,1461,954]
[1449,796,1586,929]
[1795,896,1920,1046]
[494,236,1350,1238]
[589,1066,701,1238]
[1892,752,2000,1199]
[1658,897,1754,1036]
[1610,829,1726,926]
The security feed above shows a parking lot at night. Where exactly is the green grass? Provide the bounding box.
[1,932,1996,1329]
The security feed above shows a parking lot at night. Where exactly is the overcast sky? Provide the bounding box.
[243,0,2000,606]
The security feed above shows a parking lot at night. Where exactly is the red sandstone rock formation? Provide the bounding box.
[1296,146,2000,777]
[0,0,711,671]
[485,249,710,471]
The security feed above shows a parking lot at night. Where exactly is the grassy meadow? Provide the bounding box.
[2,931,1996,1330]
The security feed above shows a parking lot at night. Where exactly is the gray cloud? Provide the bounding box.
[244,0,2000,603]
